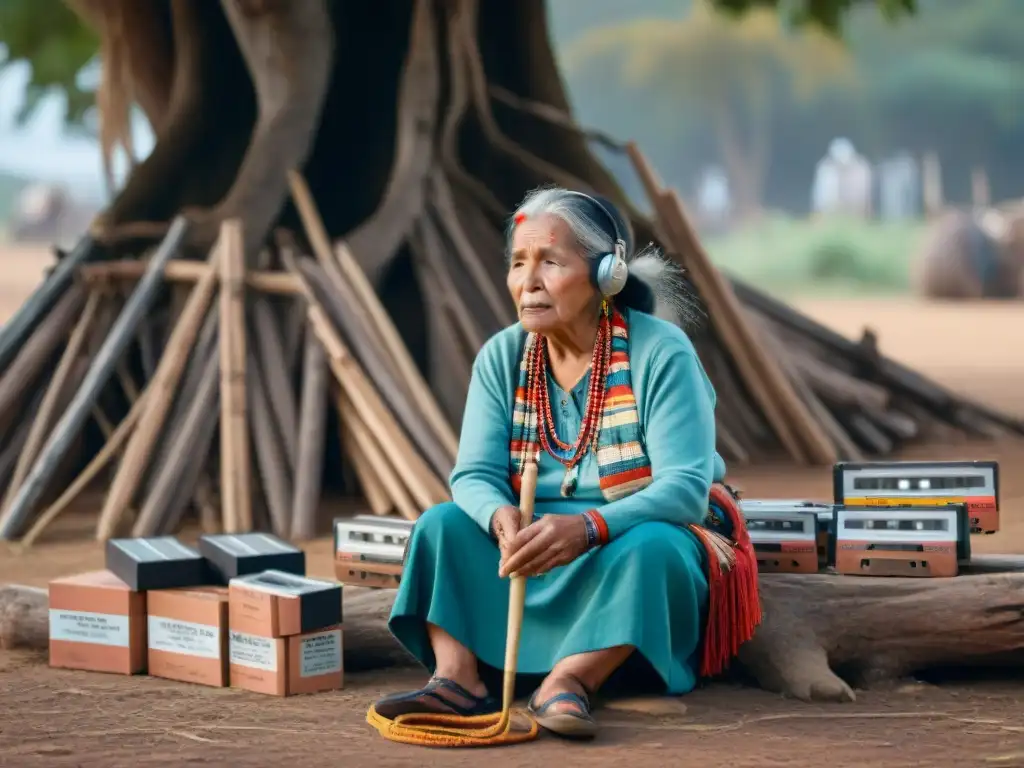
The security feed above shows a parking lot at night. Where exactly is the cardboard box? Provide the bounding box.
[106,536,209,591]
[199,533,305,584]
[48,570,146,675]
[147,587,229,687]
[229,629,287,696]
[228,570,342,638]
[288,625,344,695]
[229,625,344,696]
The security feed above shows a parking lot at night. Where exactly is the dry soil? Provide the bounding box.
[1,246,1023,767]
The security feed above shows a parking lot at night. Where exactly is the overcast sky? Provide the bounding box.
[0,56,154,203]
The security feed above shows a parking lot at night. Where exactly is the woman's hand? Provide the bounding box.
[498,514,589,579]
[490,505,523,562]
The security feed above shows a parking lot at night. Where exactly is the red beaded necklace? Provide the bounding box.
[527,304,613,469]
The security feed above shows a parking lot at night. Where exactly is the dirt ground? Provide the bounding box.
[2,246,1024,766]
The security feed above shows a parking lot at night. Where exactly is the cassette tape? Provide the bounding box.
[741,502,820,574]
[741,499,833,569]
[832,460,999,534]
[334,515,414,549]
[834,505,960,578]
[333,516,413,590]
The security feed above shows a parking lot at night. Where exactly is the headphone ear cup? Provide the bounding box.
[596,250,628,296]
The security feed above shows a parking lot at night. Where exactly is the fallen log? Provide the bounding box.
[737,556,1024,701]
[6,556,1024,700]
[0,584,48,651]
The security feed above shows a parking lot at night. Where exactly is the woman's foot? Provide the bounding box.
[528,674,597,739]
[372,676,500,720]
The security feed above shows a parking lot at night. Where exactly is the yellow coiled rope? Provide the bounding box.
[366,462,541,747]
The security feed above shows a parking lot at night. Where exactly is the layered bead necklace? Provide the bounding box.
[525,301,613,496]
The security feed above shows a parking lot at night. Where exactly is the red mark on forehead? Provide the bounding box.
[514,213,527,225]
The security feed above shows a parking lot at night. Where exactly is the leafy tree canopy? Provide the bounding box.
[0,0,97,125]
[1,0,912,128]
[709,0,916,35]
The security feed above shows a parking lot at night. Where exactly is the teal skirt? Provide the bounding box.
[388,502,709,695]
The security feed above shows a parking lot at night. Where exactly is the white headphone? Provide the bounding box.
[565,191,630,297]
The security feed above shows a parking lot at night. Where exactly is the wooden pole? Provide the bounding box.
[337,390,418,521]
[79,259,301,294]
[219,219,253,533]
[291,334,328,540]
[0,217,189,540]
[150,411,220,536]
[131,351,221,537]
[0,285,88,431]
[2,290,102,512]
[251,296,299,471]
[248,344,293,538]
[0,235,97,373]
[339,418,393,516]
[16,392,147,549]
[283,252,448,509]
[287,169,460,462]
[94,244,221,540]
[296,258,454,481]
[625,143,836,465]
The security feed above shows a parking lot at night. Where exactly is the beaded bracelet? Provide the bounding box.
[581,509,610,549]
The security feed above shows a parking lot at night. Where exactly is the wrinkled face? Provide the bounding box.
[507,213,598,333]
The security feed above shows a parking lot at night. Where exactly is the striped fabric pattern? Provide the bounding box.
[509,306,653,501]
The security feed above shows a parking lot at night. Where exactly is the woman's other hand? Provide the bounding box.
[491,505,523,562]
[499,514,589,578]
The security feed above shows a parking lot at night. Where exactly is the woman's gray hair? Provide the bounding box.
[507,186,704,328]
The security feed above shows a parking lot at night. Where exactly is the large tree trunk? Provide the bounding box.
[78,0,691,404]
[6,556,1024,698]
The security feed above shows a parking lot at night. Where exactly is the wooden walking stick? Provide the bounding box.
[365,460,541,748]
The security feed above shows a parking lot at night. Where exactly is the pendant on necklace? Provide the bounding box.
[560,464,579,498]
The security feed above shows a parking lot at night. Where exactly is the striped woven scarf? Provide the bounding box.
[509,305,653,501]
[507,305,764,680]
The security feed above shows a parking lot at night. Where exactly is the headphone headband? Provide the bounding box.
[563,190,628,255]
[562,191,630,297]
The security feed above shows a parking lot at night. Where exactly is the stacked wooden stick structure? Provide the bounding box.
[0,173,456,546]
[0,151,1021,547]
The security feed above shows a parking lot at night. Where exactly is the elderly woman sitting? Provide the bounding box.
[374,187,759,739]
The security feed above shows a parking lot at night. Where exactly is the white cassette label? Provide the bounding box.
[229,631,277,671]
[49,609,130,647]
[299,629,342,678]
[148,616,221,659]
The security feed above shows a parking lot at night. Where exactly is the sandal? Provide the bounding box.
[372,676,501,720]
[528,680,598,739]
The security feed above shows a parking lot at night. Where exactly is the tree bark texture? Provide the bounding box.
[75,0,671,394]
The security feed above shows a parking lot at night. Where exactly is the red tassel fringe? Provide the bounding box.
[694,484,763,678]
